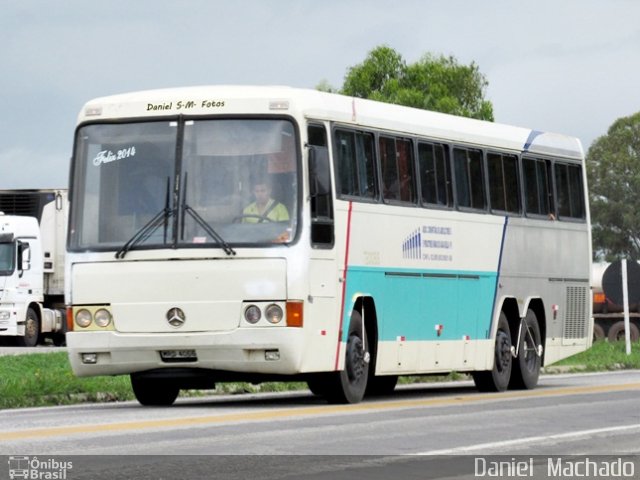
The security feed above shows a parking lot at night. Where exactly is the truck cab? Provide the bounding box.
[0,215,45,345]
[0,190,67,346]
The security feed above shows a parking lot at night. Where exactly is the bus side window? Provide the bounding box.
[419,141,452,207]
[453,147,486,210]
[335,129,376,199]
[380,136,416,203]
[554,163,585,220]
[523,157,553,217]
[308,125,334,247]
[488,152,520,214]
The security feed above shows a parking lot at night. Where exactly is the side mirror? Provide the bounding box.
[18,242,31,273]
[308,146,331,197]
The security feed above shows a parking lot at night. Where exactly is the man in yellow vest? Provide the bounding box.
[242,179,289,223]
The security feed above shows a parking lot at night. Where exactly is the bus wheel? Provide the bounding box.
[17,308,40,347]
[131,374,180,406]
[365,375,398,396]
[510,310,542,390]
[607,321,640,342]
[592,323,605,342]
[472,312,511,392]
[306,375,330,396]
[326,311,369,404]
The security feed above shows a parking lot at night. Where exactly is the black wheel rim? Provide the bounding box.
[495,329,511,374]
[346,334,365,383]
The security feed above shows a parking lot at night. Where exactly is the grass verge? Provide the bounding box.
[1,341,639,410]
[551,339,640,372]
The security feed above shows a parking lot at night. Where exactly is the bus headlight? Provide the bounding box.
[94,309,112,328]
[75,309,92,328]
[244,305,261,324]
[265,304,284,324]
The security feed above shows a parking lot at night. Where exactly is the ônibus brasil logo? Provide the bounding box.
[8,456,73,479]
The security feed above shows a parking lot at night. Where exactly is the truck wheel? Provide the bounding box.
[592,323,605,342]
[607,321,640,342]
[17,308,40,347]
[509,310,542,390]
[52,311,68,346]
[325,311,370,404]
[472,312,512,392]
[130,374,180,406]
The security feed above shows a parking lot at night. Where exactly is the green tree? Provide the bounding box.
[587,111,640,260]
[334,45,493,121]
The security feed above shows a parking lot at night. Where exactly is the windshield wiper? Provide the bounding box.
[182,204,236,256]
[180,172,236,256]
[115,178,173,259]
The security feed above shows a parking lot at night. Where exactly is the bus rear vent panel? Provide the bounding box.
[563,286,588,339]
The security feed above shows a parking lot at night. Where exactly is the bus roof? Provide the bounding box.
[78,85,584,160]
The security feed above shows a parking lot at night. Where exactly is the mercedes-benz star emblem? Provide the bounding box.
[166,307,186,327]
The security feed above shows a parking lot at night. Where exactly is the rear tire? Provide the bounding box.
[324,311,370,404]
[592,323,605,342]
[131,374,180,406]
[509,309,542,390]
[472,312,511,392]
[17,308,40,347]
[607,321,640,342]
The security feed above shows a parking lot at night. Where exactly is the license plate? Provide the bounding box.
[159,349,197,362]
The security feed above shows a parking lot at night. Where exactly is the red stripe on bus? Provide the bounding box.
[334,201,353,370]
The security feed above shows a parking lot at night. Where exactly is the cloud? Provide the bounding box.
[2,0,640,190]
[0,148,69,189]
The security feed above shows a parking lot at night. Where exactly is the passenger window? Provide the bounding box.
[453,147,485,210]
[523,157,553,216]
[335,130,376,199]
[418,142,452,207]
[380,136,416,203]
[488,152,520,214]
[555,163,585,220]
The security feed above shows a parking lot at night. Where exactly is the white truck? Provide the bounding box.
[0,189,67,346]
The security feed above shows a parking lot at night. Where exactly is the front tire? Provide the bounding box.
[472,312,512,392]
[17,307,40,347]
[325,311,370,404]
[131,374,180,406]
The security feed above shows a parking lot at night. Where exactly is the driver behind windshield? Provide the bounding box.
[242,177,289,223]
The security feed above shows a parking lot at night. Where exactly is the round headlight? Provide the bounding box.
[265,304,284,324]
[244,305,261,324]
[75,309,92,328]
[94,309,112,328]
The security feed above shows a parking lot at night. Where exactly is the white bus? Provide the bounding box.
[66,86,592,405]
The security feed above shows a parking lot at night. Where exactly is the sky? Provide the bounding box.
[1,0,639,189]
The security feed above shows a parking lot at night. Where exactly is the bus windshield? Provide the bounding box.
[70,118,298,251]
[0,241,15,275]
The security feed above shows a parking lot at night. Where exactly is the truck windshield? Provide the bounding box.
[0,242,15,275]
[69,118,298,252]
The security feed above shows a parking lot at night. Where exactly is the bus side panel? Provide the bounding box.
[335,201,506,375]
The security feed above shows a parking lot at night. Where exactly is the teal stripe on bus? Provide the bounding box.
[341,266,497,342]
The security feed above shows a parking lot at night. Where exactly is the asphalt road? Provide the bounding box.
[1,370,639,478]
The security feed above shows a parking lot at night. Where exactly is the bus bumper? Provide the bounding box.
[66,328,305,378]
